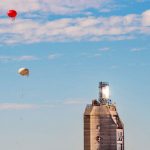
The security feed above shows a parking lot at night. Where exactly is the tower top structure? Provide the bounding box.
[99,82,110,105]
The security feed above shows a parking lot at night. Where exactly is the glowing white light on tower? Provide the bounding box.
[102,85,110,99]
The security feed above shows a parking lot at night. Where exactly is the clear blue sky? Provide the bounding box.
[0,0,150,150]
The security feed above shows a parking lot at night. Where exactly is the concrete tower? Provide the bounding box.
[84,82,124,150]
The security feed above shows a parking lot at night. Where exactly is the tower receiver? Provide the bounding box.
[99,81,110,105]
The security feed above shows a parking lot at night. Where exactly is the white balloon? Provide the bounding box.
[18,68,29,76]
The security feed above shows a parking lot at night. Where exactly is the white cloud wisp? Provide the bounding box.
[0,103,55,110]
[0,55,38,62]
[0,10,150,44]
[0,0,113,15]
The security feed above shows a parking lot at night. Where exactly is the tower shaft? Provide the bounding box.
[84,82,124,150]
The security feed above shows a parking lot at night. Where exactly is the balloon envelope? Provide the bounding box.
[18,68,29,76]
[7,10,17,19]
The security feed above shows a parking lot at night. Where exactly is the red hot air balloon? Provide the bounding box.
[7,10,17,20]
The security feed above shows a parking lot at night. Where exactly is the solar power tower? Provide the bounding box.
[84,82,124,150]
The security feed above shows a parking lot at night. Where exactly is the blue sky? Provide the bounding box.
[0,0,150,150]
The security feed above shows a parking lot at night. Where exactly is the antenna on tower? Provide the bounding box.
[99,82,110,105]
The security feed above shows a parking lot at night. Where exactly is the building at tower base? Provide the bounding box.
[84,82,124,150]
